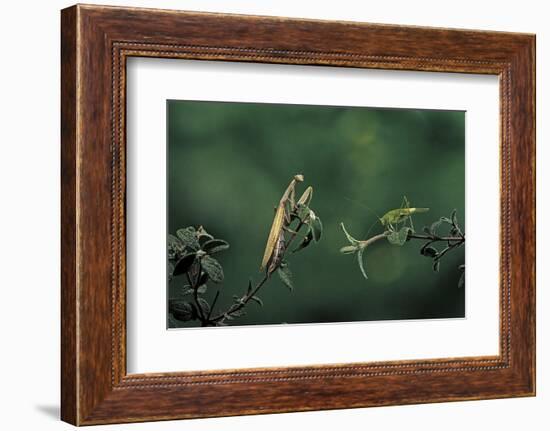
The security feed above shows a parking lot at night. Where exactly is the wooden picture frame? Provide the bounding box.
[61,4,535,425]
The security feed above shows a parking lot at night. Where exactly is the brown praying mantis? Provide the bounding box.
[260,174,314,274]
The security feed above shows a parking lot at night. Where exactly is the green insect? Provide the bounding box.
[379,196,429,231]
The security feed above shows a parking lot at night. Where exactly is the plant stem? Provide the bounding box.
[408,233,465,242]
[209,219,306,325]
[358,232,389,247]
[187,269,207,326]
[208,273,270,324]
[358,232,464,247]
[207,290,220,321]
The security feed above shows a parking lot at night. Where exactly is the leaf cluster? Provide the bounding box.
[168,226,229,326]
[419,209,465,287]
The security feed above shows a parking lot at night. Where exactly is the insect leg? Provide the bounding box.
[403,196,415,231]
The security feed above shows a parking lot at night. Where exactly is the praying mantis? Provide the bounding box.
[260,174,314,274]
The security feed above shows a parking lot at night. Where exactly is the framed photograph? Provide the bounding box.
[61,4,535,425]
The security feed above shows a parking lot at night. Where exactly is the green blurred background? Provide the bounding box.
[167,100,465,328]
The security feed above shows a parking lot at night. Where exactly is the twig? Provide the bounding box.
[209,273,269,324]
[358,232,390,247]
[408,233,464,242]
[209,219,306,324]
[207,290,220,321]
[356,231,464,251]
[186,272,207,325]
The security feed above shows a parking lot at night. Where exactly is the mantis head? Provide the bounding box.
[294,174,304,182]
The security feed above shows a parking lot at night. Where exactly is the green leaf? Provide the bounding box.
[458,264,465,288]
[387,227,411,246]
[340,223,360,245]
[398,226,412,244]
[176,227,200,250]
[293,228,314,253]
[196,226,214,241]
[277,265,293,290]
[340,245,358,254]
[201,255,224,283]
[387,231,398,244]
[311,216,323,242]
[169,300,196,322]
[421,245,438,257]
[197,297,210,315]
[429,220,442,235]
[168,261,175,281]
[202,239,230,254]
[172,253,196,276]
[169,289,188,300]
[451,209,459,226]
[168,234,184,259]
[181,287,194,296]
[458,271,465,288]
[357,246,368,280]
[232,295,246,305]
[231,309,246,318]
[296,204,311,221]
[251,296,264,307]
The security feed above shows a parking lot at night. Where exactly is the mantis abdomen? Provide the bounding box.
[260,203,285,271]
[267,231,286,274]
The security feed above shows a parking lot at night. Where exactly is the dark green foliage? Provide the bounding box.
[197,298,211,316]
[176,227,200,250]
[418,210,465,286]
[277,264,293,291]
[167,226,228,327]
[357,247,367,280]
[201,255,224,283]
[251,296,264,307]
[311,217,323,242]
[387,226,412,246]
[420,246,438,258]
[169,300,196,322]
[202,239,230,254]
[173,253,196,276]
[168,234,184,259]
[458,265,466,289]
[293,229,314,253]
